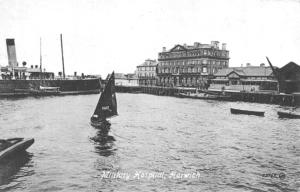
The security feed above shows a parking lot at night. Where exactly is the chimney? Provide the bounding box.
[194,42,200,47]
[222,43,227,50]
[246,63,251,67]
[162,47,166,52]
[183,43,187,47]
[260,63,265,67]
[6,39,18,67]
[74,72,77,76]
[211,41,219,49]
[241,64,243,67]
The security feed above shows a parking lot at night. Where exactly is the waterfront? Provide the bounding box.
[0,93,299,191]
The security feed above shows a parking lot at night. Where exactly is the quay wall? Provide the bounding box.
[115,85,300,106]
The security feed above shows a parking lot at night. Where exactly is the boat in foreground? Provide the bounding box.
[0,138,34,161]
[90,71,118,130]
[230,108,265,116]
[278,111,300,119]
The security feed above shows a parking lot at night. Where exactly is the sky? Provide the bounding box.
[0,0,299,77]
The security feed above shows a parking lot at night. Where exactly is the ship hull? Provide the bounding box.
[0,78,101,97]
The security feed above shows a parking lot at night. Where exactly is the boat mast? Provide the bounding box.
[40,37,42,80]
[60,34,65,79]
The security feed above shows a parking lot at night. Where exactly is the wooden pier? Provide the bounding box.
[115,85,300,106]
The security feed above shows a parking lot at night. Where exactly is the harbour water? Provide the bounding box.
[0,93,299,191]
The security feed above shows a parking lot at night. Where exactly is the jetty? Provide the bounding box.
[115,85,300,107]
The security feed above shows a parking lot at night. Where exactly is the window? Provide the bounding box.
[203,67,207,73]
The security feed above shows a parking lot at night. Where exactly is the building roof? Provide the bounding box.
[137,59,158,67]
[214,66,273,77]
[166,42,225,52]
[168,44,214,52]
[125,73,138,79]
[279,62,300,73]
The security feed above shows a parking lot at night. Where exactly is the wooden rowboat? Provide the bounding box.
[278,111,300,119]
[230,108,265,116]
[0,138,34,161]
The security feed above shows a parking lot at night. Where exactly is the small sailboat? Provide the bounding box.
[230,108,265,116]
[90,72,118,128]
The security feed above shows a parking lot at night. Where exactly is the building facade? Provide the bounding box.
[156,41,229,88]
[274,62,300,94]
[136,59,158,86]
[111,73,139,87]
[209,63,277,92]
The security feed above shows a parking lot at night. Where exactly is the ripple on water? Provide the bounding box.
[0,94,299,191]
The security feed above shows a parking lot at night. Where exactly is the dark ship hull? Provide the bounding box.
[0,78,101,97]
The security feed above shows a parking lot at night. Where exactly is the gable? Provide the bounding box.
[170,45,187,52]
[227,71,241,78]
[280,62,300,74]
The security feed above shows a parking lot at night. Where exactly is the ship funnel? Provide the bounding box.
[6,39,18,67]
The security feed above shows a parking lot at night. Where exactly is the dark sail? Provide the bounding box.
[93,72,118,119]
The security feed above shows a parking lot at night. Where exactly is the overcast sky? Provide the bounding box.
[0,0,299,77]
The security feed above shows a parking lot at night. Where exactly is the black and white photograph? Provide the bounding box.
[0,0,299,191]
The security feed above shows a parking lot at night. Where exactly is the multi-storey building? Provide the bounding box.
[156,41,229,88]
[136,59,158,86]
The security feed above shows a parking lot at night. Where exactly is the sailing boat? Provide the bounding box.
[90,72,118,128]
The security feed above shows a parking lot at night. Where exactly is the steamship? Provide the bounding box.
[0,37,101,97]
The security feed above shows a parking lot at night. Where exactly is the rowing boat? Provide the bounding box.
[278,111,300,119]
[0,138,34,161]
[230,108,265,116]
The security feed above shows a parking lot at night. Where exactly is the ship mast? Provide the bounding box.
[60,34,66,79]
[40,37,42,80]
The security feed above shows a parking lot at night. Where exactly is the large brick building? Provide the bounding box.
[156,41,229,88]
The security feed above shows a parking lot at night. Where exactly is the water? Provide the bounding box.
[0,93,299,192]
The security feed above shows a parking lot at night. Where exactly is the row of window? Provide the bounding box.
[216,76,271,80]
[137,66,156,71]
[158,77,204,85]
[138,74,156,77]
[159,50,229,59]
[159,60,228,66]
[158,67,213,74]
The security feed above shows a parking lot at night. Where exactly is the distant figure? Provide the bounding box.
[221,86,225,95]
